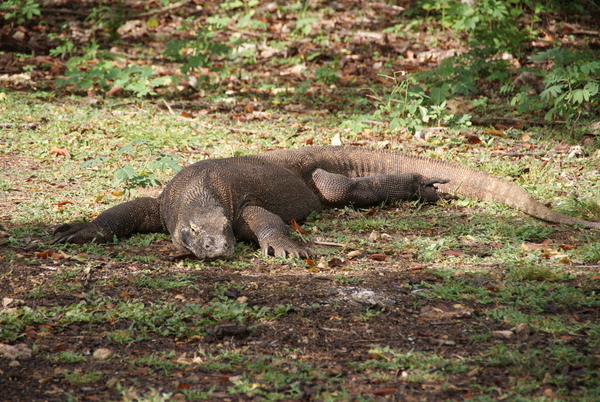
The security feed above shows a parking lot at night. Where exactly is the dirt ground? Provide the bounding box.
[2,154,598,402]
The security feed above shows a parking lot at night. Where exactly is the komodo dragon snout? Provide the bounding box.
[172,207,236,259]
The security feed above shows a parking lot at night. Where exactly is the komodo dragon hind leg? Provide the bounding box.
[53,197,163,244]
[311,168,448,207]
[238,205,311,258]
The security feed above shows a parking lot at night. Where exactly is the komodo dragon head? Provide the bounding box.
[170,205,236,259]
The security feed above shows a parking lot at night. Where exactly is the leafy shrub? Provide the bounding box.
[0,0,40,24]
[57,43,170,97]
[343,74,469,134]
[512,48,600,120]
[81,140,181,195]
[164,28,231,77]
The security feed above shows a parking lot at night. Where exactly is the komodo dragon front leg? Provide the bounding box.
[53,197,163,244]
[311,169,449,207]
[237,205,311,258]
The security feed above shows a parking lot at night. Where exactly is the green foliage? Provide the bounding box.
[411,1,599,122]
[48,38,75,59]
[0,306,47,343]
[417,0,535,56]
[54,351,87,364]
[63,370,104,385]
[314,66,340,84]
[344,73,463,134]
[0,0,41,24]
[573,241,600,264]
[80,139,182,195]
[164,28,231,77]
[410,1,524,105]
[57,43,170,97]
[505,263,561,282]
[512,48,600,120]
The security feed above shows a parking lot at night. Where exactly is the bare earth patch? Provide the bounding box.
[2,151,598,401]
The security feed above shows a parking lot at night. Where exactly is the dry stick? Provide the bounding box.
[137,0,188,18]
[105,102,137,108]
[162,99,175,115]
[471,117,567,125]
[38,8,90,16]
[313,240,344,247]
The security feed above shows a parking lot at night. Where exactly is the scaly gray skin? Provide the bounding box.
[53,145,599,259]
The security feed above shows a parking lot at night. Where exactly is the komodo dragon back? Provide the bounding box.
[258,146,600,229]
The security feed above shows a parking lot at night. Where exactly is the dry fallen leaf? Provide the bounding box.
[482,129,505,137]
[466,135,482,144]
[368,253,388,261]
[290,219,307,234]
[49,147,70,158]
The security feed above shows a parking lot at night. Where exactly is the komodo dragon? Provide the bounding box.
[53,145,600,259]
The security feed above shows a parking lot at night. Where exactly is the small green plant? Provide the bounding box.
[164,27,231,79]
[314,66,340,84]
[344,73,458,134]
[0,0,41,24]
[54,351,87,364]
[272,304,292,318]
[470,331,492,343]
[573,241,600,264]
[80,139,181,195]
[63,369,104,385]
[133,275,198,291]
[107,328,142,345]
[511,48,600,121]
[355,306,385,322]
[334,274,365,285]
[57,43,170,97]
[505,263,560,282]
[48,38,76,59]
[0,307,46,343]
[182,385,217,401]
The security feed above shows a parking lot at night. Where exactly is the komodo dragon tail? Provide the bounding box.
[288,146,600,230]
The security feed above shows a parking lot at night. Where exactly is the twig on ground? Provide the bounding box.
[137,0,188,18]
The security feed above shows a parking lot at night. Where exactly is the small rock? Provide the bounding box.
[369,231,380,240]
[543,388,558,398]
[331,133,343,145]
[187,374,201,384]
[513,322,532,334]
[0,343,33,360]
[492,330,514,339]
[171,393,187,402]
[106,377,119,389]
[93,348,113,361]
[346,250,362,259]
[567,146,584,158]
[432,338,456,346]
[12,31,26,41]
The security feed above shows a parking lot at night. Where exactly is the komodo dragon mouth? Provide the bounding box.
[53,145,600,259]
